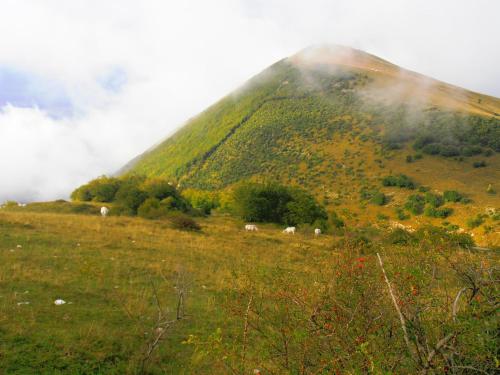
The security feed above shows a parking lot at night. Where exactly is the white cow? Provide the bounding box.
[283,226,296,234]
[100,207,109,217]
[245,224,258,231]
[314,228,321,236]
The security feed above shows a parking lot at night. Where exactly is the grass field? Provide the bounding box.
[0,208,331,374]
[1,205,498,374]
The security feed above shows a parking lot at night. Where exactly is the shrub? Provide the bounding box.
[182,189,219,215]
[413,135,434,150]
[284,188,328,226]
[70,203,100,215]
[404,194,425,215]
[395,207,410,220]
[109,204,135,216]
[167,213,201,231]
[424,206,453,218]
[382,174,415,189]
[137,198,169,219]
[439,145,460,157]
[473,161,486,168]
[233,182,291,223]
[114,178,148,214]
[370,192,387,206]
[70,185,92,201]
[443,190,463,203]
[233,182,326,225]
[405,155,413,163]
[376,213,389,221]
[386,228,415,245]
[142,179,178,201]
[422,143,441,155]
[467,215,484,229]
[414,225,474,249]
[424,192,443,208]
[462,145,483,157]
[330,211,345,229]
[70,176,121,202]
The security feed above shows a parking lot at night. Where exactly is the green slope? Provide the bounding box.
[126,46,499,187]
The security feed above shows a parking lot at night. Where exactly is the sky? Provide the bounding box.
[0,0,499,202]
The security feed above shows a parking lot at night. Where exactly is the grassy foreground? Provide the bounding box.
[0,208,498,374]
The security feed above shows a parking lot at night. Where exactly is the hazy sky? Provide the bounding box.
[0,0,499,202]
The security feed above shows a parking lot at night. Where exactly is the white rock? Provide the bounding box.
[54,299,66,305]
[17,301,30,305]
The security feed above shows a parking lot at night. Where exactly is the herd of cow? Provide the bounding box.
[245,224,321,235]
[100,206,321,235]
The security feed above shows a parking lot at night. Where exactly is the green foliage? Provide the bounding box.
[359,189,387,206]
[114,176,148,214]
[467,215,484,229]
[424,192,443,208]
[410,114,500,157]
[329,211,345,229]
[284,188,328,226]
[71,175,192,217]
[232,182,326,225]
[424,206,453,218]
[413,225,474,248]
[443,190,463,203]
[233,182,291,223]
[70,176,121,202]
[370,192,387,206]
[182,189,219,215]
[382,174,415,189]
[137,198,168,219]
[142,178,177,200]
[376,213,389,221]
[386,228,416,245]
[462,145,483,157]
[395,207,410,220]
[404,194,425,215]
[167,213,201,231]
[418,185,430,193]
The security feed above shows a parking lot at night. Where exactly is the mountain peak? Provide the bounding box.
[289,44,397,74]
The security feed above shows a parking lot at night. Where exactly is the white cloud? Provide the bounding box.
[0,0,498,202]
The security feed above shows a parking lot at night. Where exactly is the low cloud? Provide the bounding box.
[0,0,498,202]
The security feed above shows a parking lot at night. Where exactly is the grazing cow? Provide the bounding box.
[100,207,109,217]
[245,224,258,231]
[283,226,296,234]
[314,228,321,236]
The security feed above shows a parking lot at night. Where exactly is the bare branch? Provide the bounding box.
[376,253,414,360]
[452,287,467,322]
[425,333,456,368]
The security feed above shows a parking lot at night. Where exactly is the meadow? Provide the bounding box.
[0,205,498,374]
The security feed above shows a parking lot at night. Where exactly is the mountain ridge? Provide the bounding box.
[123,45,499,182]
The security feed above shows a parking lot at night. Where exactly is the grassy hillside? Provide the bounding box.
[124,45,500,245]
[1,207,498,374]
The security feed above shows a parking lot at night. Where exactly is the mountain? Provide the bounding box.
[123,45,500,244]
